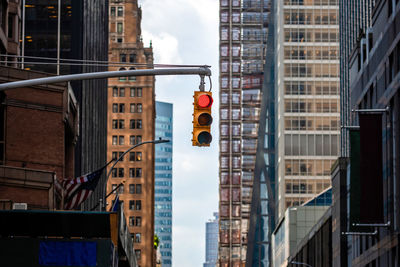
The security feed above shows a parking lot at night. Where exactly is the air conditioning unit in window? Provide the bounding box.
[12,203,27,210]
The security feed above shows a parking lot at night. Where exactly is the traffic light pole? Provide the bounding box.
[0,66,211,91]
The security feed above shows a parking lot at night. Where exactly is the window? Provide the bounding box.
[137,104,142,113]
[112,120,118,129]
[119,103,125,113]
[130,152,135,161]
[112,136,118,145]
[112,168,117,177]
[110,6,115,16]
[119,136,124,145]
[129,53,136,63]
[117,6,123,16]
[113,87,118,97]
[130,119,135,129]
[117,38,123,43]
[117,22,123,34]
[112,152,118,160]
[130,88,135,97]
[137,120,142,129]
[129,67,136,81]
[129,184,135,194]
[129,216,134,226]
[118,120,125,129]
[136,168,142,177]
[130,135,135,145]
[119,67,126,81]
[129,168,135,177]
[120,53,126,62]
[112,104,118,113]
[135,217,141,226]
[118,168,124,177]
[136,152,142,161]
[129,200,135,210]
[136,200,141,210]
[135,250,141,260]
[119,87,125,97]
[130,104,135,113]
[136,184,142,194]
[137,88,142,97]
[118,152,124,161]
[135,233,141,243]
[136,135,142,144]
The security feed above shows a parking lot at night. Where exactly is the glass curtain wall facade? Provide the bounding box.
[204,212,219,267]
[155,101,173,267]
[275,0,340,220]
[219,0,271,266]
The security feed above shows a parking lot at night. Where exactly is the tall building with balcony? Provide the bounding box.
[107,1,155,266]
[154,101,173,267]
[274,0,339,220]
[218,0,271,266]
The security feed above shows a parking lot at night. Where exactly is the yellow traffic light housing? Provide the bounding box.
[192,91,213,146]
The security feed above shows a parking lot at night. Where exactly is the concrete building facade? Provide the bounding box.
[274,0,340,220]
[155,101,173,267]
[106,1,155,266]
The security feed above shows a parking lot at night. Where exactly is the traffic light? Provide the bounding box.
[192,91,213,146]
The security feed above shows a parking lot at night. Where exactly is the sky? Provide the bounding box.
[140,0,220,266]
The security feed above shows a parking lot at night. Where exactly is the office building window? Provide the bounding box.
[130,152,135,161]
[136,168,142,177]
[130,88,135,97]
[117,22,123,34]
[130,119,135,129]
[120,53,126,62]
[136,184,142,194]
[117,6,123,16]
[136,152,142,161]
[119,87,125,97]
[118,168,124,177]
[129,200,135,210]
[112,136,118,145]
[130,135,135,145]
[136,135,142,144]
[110,6,115,16]
[135,250,141,260]
[129,168,135,178]
[137,120,142,129]
[136,200,141,210]
[119,136,124,145]
[130,103,135,113]
[112,152,118,160]
[137,88,142,97]
[119,103,125,113]
[118,120,124,129]
[118,152,124,161]
[129,53,136,63]
[135,233,141,243]
[112,120,118,129]
[129,184,135,194]
[129,216,134,226]
[135,217,141,226]
[113,87,118,97]
[112,168,117,178]
[137,104,142,113]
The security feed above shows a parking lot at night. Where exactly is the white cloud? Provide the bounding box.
[139,0,219,266]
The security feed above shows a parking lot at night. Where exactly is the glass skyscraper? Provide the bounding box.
[204,212,219,267]
[155,101,173,266]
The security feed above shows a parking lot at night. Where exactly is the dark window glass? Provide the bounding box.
[120,53,126,62]
[119,120,125,129]
[119,104,125,113]
[129,200,134,210]
[118,168,124,177]
[130,135,135,145]
[129,168,135,178]
[119,87,125,97]
[112,120,118,129]
[113,87,118,97]
[129,184,135,194]
[130,119,135,129]
[129,152,135,161]
[136,184,142,194]
[136,200,141,210]
[112,104,118,113]
[137,120,142,129]
[129,54,136,63]
[136,168,142,177]
[117,6,123,16]
[112,168,117,177]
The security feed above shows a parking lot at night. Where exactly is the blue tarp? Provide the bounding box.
[39,241,97,266]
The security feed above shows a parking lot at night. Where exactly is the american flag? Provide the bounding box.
[59,167,106,210]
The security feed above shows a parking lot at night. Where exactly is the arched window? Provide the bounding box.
[128,67,136,81]
[119,67,126,81]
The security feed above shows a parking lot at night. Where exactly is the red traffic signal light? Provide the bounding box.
[192,91,213,147]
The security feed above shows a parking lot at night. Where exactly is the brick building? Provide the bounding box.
[0,66,78,210]
[107,1,155,266]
